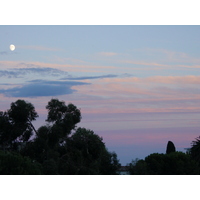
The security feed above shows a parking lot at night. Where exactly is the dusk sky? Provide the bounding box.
[1,25,200,165]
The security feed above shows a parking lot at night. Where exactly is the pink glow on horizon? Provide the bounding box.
[98,127,199,151]
[79,107,200,115]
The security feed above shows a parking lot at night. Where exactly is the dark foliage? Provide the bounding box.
[0,150,42,175]
[0,100,38,150]
[2,98,200,175]
[128,152,200,175]
[190,136,200,164]
[0,99,120,175]
[166,141,176,154]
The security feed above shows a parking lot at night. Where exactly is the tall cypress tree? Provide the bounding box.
[166,141,176,154]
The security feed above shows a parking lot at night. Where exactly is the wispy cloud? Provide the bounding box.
[61,74,118,81]
[123,60,169,67]
[17,45,62,51]
[131,48,200,64]
[0,60,117,73]
[51,56,88,64]
[0,80,89,98]
[161,49,200,64]
[118,60,200,71]
[70,75,200,114]
[0,67,69,79]
[0,51,8,55]
[146,75,200,84]
[0,51,18,56]
[119,48,200,71]
[15,67,69,77]
[103,75,200,85]
[98,52,118,56]
[0,70,19,78]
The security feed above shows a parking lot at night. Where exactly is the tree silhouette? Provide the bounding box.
[59,127,121,175]
[46,99,81,144]
[128,152,200,175]
[0,150,42,175]
[190,136,200,163]
[0,100,38,150]
[166,141,176,154]
[3,98,121,175]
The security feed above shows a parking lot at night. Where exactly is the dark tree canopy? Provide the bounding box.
[0,150,42,175]
[128,137,200,175]
[0,100,38,150]
[5,98,200,175]
[8,99,38,124]
[46,99,81,137]
[0,111,13,148]
[166,141,176,154]
[46,99,81,125]
[58,127,120,175]
[0,98,120,175]
[128,152,200,175]
[190,136,200,163]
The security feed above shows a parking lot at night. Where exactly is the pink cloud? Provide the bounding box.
[71,75,200,115]
[95,75,200,85]
[146,75,200,84]
[72,75,200,100]
[120,50,200,70]
[123,60,169,67]
[0,60,116,73]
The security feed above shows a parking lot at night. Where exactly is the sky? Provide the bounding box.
[1,25,200,165]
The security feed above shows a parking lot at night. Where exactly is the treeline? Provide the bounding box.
[127,140,200,175]
[1,99,200,175]
[0,99,120,175]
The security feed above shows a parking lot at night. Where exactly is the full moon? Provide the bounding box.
[10,44,15,51]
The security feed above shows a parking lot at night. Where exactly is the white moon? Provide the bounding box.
[10,44,15,51]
